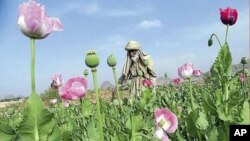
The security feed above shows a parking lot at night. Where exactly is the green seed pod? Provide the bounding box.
[85,50,99,68]
[84,69,88,76]
[107,54,117,67]
[208,38,213,47]
[241,57,248,65]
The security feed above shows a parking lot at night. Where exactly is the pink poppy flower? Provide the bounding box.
[220,7,238,26]
[178,63,194,80]
[51,74,63,87]
[154,108,178,141]
[193,70,201,77]
[154,129,169,141]
[59,77,87,100]
[142,79,153,88]
[18,0,62,39]
[172,78,181,85]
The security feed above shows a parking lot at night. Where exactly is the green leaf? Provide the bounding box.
[47,126,61,141]
[196,112,209,130]
[240,101,249,124]
[186,110,199,137]
[111,134,120,141]
[175,131,186,141]
[61,130,72,141]
[16,93,56,141]
[217,123,229,141]
[201,92,217,116]
[211,43,232,84]
[0,122,16,141]
[81,99,93,117]
[87,119,100,141]
[217,104,233,122]
[125,115,144,132]
[207,126,218,141]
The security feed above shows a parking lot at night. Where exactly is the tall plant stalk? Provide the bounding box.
[189,79,195,110]
[30,38,36,94]
[112,67,121,101]
[91,68,104,141]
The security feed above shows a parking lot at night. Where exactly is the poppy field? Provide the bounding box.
[0,0,249,141]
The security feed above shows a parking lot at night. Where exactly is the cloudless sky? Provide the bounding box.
[0,0,249,98]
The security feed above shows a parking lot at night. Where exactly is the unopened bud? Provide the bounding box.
[208,38,213,47]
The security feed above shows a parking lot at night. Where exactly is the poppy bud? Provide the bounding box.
[208,38,213,47]
[84,69,89,77]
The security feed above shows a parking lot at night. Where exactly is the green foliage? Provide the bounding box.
[207,126,218,141]
[40,88,59,104]
[16,93,60,141]
[211,43,232,85]
[239,101,249,124]
[0,122,17,141]
[1,73,248,141]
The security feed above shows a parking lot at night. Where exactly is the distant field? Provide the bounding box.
[0,99,23,108]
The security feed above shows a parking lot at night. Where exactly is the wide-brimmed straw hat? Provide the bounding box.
[125,40,140,51]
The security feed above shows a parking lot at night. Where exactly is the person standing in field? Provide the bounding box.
[118,40,157,97]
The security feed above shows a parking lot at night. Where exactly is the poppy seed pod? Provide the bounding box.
[85,50,99,68]
[107,54,117,67]
[241,57,248,65]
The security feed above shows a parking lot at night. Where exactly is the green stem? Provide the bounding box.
[91,68,104,141]
[225,24,229,43]
[130,115,135,141]
[189,79,194,110]
[210,33,222,47]
[30,38,36,94]
[224,84,229,115]
[197,131,202,141]
[243,64,245,88]
[112,67,121,101]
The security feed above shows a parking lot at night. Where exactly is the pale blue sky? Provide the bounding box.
[0,0,249,98]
